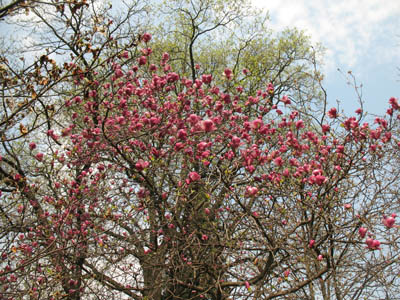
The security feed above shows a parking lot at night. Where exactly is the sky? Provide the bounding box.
[252,0,400,116]
[1,0,399,116]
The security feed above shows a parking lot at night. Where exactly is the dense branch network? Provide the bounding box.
[0,1,400,300]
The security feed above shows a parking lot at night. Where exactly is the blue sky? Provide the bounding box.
[253,0,400,116]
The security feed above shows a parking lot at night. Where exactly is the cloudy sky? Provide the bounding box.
[252,0,400,116]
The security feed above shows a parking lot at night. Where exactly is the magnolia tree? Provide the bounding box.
[1,2,400,300]
[1,30,400,300]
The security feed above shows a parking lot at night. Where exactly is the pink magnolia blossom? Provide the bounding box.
[267,82,274,95]
[382,216,396,229]
[224,68,233,80]
[284,269,291,277]
[121,50,129,58]
[366,238,381,250]
[137,188,148,199]
[321,124,330,133]
[188,114,199,125]
[138,56,147,66]
[166,72,179,83]
[115,68,124,78]
[282,168,290,177]
[135,160,149,171]
[188,171,201,182]
[327,107,338,118]
[197,141,209,151]
[177,129,187,140]
[274,157,283,167]
[141,33,152,43]
[149,64,157,71]
[202,119,215,132]
[389,97,400,110]
[246,186,258,197]
[281,95,291,105]
[231,136,241,148]
[201,74,212,84]
[29,142,36,150]
[295,120,305,129]
[358,227,367,238]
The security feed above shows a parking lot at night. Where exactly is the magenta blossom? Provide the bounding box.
[201,74,212,84]
[138,56,147,65]
[246,186,258,197]
[344,203,352,210]
[29,142,36,150]
[188,171,201,182]
[202,119,215,132]
[281,95,291,105]
[366,238,381,250]
[135,160,149,171]
[358,227,367,238]
[284,269,290,277]
[141,33,152,43]
[224,68,233,80]
[383,216,396,229]
[327,107,338,118]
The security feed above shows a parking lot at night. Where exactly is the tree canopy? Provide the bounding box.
[0,1,399,300]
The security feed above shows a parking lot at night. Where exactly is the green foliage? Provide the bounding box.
[148,0,325,116]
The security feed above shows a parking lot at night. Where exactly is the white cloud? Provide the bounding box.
[252,0,400,76]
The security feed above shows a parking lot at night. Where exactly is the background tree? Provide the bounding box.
[1,1,400,300]
[150,0,325,117]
